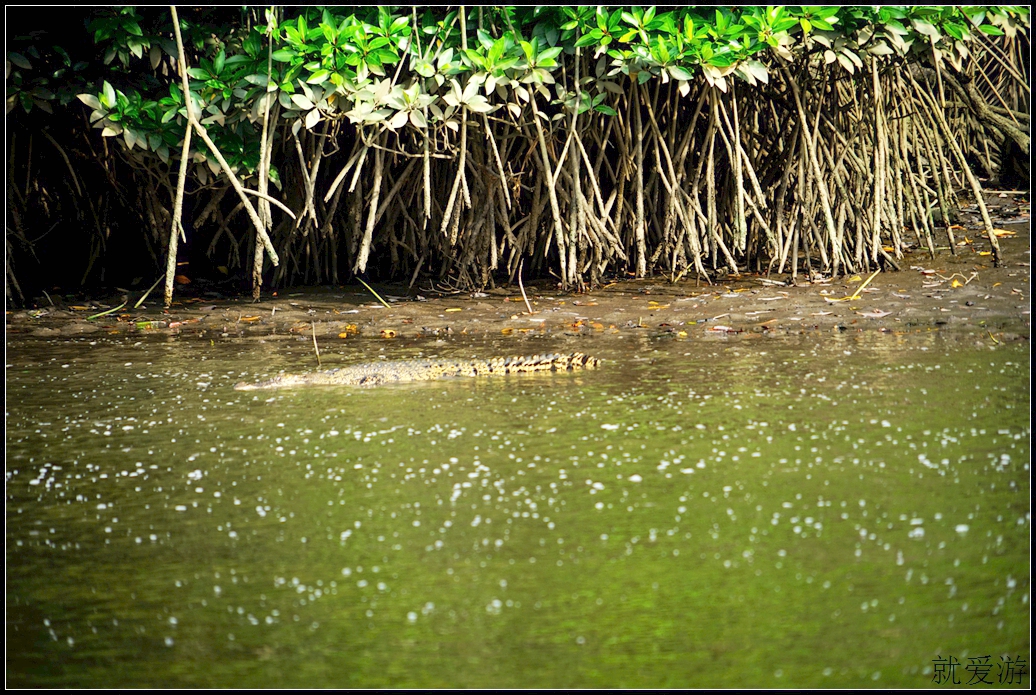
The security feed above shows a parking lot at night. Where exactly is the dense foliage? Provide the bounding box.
[6,6,1031,303]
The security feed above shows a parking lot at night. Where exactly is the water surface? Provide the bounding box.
[6,331,1030,687]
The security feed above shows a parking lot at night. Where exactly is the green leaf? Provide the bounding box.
[667,65,693,81]
[539,46,563,62]
[102,81,117,109]
[307,69,330,84]
[8,52,32,69]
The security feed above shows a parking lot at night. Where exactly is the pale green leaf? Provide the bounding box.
[291,93,315,110]
[77,93,102,110]
[305,107,322,130]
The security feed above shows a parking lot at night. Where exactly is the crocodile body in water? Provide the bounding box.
[234,352,601,390]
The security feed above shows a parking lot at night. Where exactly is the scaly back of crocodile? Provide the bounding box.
[234,352,601,390]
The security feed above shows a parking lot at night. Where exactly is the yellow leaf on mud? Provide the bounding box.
[445,307,463,312]
[70,305,92,311]
[993,229,1016,237]
[239,316,262,323]
[951,279,963,288]
[978,251,992,256]
[591,322,605,331]
[501,327,514,335]
[380,329,397,338]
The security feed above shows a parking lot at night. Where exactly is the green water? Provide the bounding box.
[6,331,1030,687]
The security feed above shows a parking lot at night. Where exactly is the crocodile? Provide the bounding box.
[234,352,601,390]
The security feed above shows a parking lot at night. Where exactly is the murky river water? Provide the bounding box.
[6,330,1029,687]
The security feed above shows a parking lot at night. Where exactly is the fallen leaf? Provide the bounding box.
[951,279,963,288]
[380,329,397,338]
[501,327,514,335]
[993,229,1016,237]
[857,310,892,318]
[445,308,463,313]
[239,316,262,323]
[810,311,834,316]
[174,275,191,285]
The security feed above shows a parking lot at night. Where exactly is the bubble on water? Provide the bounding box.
[601,424,619,431]
[407,612,418,623]
[955,525,969,534]
[908,528,925,539]
[628,475,642,483]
